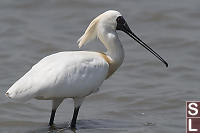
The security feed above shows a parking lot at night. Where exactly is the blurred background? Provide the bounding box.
[0,0,200,132]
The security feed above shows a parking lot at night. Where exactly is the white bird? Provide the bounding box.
[5,10,168,129]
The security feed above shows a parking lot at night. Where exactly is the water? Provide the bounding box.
[0,0,200,132]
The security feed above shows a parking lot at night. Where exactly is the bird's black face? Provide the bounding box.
[116,16,132,34]
[116,16,168,67]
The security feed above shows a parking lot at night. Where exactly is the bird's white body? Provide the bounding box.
[7,51,109,101]
[6,10,124,104]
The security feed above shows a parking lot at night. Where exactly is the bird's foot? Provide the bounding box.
[49,122,54,127]
[70,123,77,131]
[48,123,56,130]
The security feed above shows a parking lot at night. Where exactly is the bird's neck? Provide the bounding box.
[98,30,124,67]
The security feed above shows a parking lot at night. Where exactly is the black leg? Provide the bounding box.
[70,106,80,129]
[49,110,56,126]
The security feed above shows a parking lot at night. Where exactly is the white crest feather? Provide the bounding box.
[77,16,100,48]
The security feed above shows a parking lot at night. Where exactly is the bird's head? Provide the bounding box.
[78,10,168,67]
[77,10,121,48]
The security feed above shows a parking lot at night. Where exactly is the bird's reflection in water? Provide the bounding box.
[27,119,136,133]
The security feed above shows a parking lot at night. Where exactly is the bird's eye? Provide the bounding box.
[116,16,125,24]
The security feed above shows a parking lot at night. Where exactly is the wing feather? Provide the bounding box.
[6,51,109,101]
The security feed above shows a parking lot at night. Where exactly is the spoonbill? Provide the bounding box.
[5,10,168,129]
